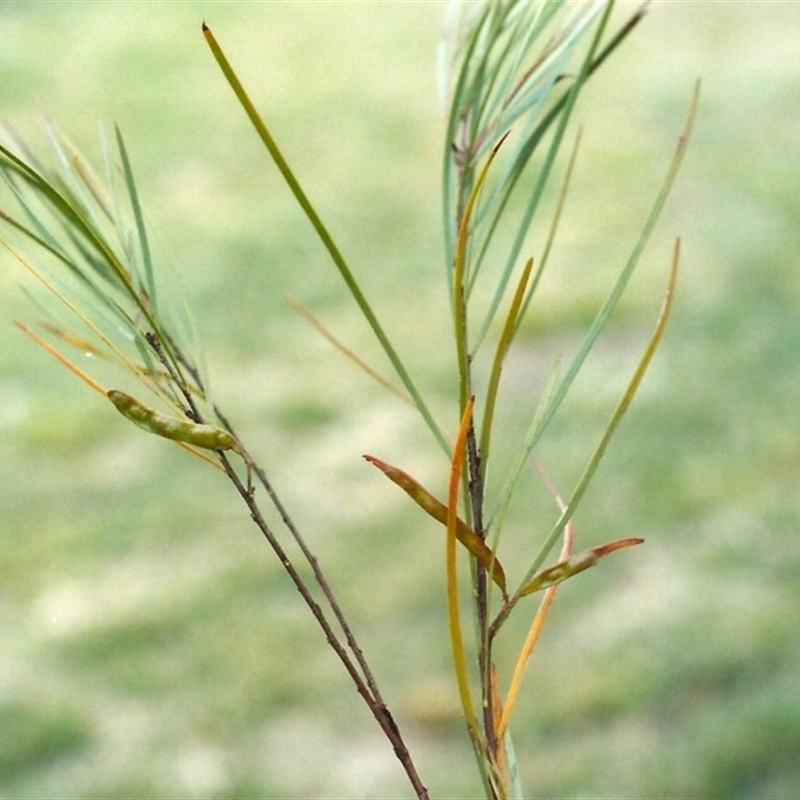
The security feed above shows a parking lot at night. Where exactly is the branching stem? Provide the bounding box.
[216,442,429,800]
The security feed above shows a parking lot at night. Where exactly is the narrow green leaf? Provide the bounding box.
[114,125,155,308]
[0,137,156,332]
[490,81,699,529]
[202,23,448,454]
[2,127,203,411]
[479,254,536,479]
[472,1,617,342]
[519,236,682,591]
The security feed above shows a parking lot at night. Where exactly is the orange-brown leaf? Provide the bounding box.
[520,536,643,596]
[364,454,506,594]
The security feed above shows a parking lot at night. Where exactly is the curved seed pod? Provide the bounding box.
[107,390,239,452]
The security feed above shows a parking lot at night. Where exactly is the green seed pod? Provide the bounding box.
[107,389,239,452]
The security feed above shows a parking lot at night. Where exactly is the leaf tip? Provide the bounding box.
[492,129,512,154]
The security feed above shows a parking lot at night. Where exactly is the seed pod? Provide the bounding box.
[107,389,239,452]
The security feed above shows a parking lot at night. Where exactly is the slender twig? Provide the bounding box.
[216,446,429,800]
[214,408,427,798]
[466,418,496,767]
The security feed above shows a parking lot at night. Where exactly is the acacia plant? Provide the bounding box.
[0,2,696,797]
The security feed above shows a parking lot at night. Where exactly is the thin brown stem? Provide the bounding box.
[467,423,496,769]
[215,443,429,800]
[216,411,386,706]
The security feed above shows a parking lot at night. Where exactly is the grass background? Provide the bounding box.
[1,2,799,797]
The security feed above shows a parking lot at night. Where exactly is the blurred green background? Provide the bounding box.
[1,2,798,797]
